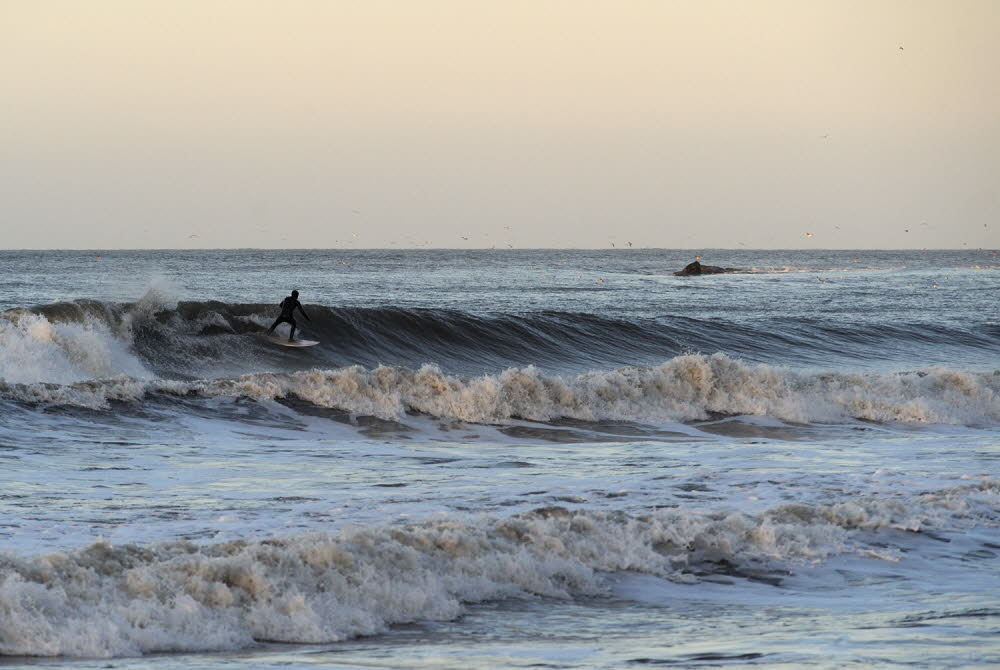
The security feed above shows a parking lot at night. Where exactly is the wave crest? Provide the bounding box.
[6,298,999,384]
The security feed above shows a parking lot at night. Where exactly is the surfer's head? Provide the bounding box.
[291,290,299,298]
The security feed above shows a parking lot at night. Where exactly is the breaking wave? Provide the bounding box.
[2,354,998,427]
[1,480,996,658]
[2,292,998,427]
[3,297,999,383]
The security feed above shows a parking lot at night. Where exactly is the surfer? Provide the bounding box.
[267,290,311,342]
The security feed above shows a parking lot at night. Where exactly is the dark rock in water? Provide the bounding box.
[673,261,738,276]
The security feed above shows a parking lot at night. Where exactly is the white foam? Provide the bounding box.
[0,311,151,386]
[2,354,998,424]
[1,480,995,658]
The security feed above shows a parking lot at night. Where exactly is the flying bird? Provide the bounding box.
[805,232,813,238]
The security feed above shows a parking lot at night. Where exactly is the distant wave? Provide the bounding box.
[1,480,996,657]
[2,354,998,427]
[2,296,999,384]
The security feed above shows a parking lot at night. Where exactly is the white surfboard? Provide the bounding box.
[264,334,319,348]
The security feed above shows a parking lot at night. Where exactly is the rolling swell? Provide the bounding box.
[4,300,999,383]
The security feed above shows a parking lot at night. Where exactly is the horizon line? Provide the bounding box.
[0,247,993,253]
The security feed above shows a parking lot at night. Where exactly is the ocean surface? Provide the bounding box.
[0,248,998,669]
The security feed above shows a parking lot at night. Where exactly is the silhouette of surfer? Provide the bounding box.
[267,290,311,342]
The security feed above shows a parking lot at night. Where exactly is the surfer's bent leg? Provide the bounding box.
[267,317,283,334]
[288,318,297,342]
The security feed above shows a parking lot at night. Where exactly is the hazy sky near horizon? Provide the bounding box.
[2,1,998,250]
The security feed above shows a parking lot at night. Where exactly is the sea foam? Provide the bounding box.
[1,481,996,658]
[2,354,998,427]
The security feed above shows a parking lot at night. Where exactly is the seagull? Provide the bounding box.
[627,242,632,247]
[805,232,813,238]
[611,242,615,248]
[188,234,199,238]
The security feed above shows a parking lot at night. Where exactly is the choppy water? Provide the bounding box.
[1,249,998,668]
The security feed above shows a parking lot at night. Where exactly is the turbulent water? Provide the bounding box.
[0,249,998,668]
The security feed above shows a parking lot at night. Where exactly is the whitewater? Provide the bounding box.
[1,249,998,668]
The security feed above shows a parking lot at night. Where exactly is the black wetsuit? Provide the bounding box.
[267,296,310,341]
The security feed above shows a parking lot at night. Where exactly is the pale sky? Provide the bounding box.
[2,1,998,249]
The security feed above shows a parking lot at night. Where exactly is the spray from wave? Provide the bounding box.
[0,310,152,385]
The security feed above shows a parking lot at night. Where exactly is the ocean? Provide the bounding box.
[0,248,997,669]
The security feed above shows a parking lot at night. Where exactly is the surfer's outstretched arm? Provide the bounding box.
[297,303,311,320]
